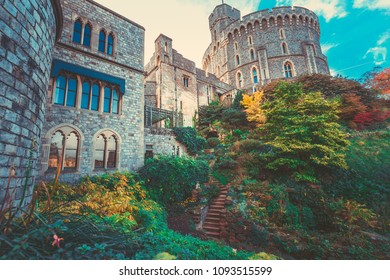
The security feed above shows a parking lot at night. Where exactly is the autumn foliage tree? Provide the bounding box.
[241,91,266,127]
[370,68,390,94]
[258,82,350,182]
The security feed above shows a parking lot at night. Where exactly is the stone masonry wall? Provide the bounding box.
[203,5,330,91]
[38,0,145,184]
[144,128,187,158]
[0,0,60,206]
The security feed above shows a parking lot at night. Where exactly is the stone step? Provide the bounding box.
[205,216,220,222]
[210,204,224,209]
[203,225,220,232]
[205,231,220,237]
[206,212,221,218]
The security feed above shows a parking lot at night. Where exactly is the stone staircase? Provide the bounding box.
[203,177,229,238]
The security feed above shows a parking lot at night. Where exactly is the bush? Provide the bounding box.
[207,137,220,148]
[214,157,238,170]
[173,127,206,155]
[139,156,210,208]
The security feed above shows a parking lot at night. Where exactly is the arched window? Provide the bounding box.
[72,19,82,44]
[54,75,77,107]
[107,33,114,55]
[248,36,253,45]
[234,42,238,51]
[284,62,293,78]
[252,68,258,84]
[104,87,111,113]
[165,42,168,52]
[48,129,80,172]
[94,131,119,169]
[269,17,275,27]
[236,55,240,65]
[98,30,106,52]
[83,23,92,47]
[237,72,243,88]
[279,29,285,39]
[250,49,255,61]
[282,42,288,54]
[262,18,268,30]
[81,82,90,109]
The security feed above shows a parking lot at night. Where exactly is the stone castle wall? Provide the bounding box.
[38,0,145,183]
[0,0,61,206]
[203,5,330,91]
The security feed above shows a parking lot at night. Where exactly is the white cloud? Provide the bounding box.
[364,47,387,65]
[94,0,260,67]
[322,43,340,55]
[363,30,389,65]
[353,0,390,11]
[275,0,347,21]
[329,68,338,76]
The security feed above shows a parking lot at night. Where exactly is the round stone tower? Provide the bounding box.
[0,0,62,207]
[203,4,330,91]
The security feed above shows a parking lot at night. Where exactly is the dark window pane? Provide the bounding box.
[48,131,64,169]
[64,132,78,169]
[91,84,100,111]
[98,30,106,52]
[81,82,90,109]
[107,136,117,168]
[253,69,258,84]
[112,90,119,114]
[95,135,105,169]
[104,87,111,113]
[251,50,255,60]
[83,24,92,47]
[54,76,66,105]
[107,34,114,55]
[72,20,82,44]
[66,78,77,107]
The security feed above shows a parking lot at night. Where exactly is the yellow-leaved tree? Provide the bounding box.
[240,91,266,127]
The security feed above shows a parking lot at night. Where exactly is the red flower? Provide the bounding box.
[52,234,64,248]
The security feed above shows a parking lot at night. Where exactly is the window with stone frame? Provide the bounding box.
[98,29,106,53]
[250,49,255,61]
[48,128,80,172]
[284,62,294,78]
[252,67,259,84]
[183,76,189,87]
[237,72,243,88]
[72,19,82,44]
[54,74,121,114]
[107,33,114,55]
[83,23,92,47]
[94,131,119,170]
[54,75,78,107]
[236,55,240,65]
[282,42,288,54]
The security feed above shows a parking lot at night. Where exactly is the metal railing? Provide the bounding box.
[144,105,183,128]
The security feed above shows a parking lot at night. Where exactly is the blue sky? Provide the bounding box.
[95,0,389,80]
[258,0,390,79]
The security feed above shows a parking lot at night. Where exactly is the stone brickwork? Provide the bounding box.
[38,0,145,183]
[0,0,62,206]
[145,34,234,127]
[203,4,330,91]
[144,128,187,158]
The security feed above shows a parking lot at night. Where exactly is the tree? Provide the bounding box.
[370,68,390,94]
[339,93,367,124]
[259,83,350,182]
[241,91,266,127]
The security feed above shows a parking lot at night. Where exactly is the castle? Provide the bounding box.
[0,0,329,206]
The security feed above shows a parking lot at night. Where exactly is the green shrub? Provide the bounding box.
[215,157,238,170]
[173,127,206,155]
[238,139,264,153]
[139,156,210,208]
[207,137,220,148]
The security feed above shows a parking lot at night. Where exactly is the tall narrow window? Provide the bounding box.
[54,76,66,105]
[64,132,79,169]
[248,36,253,45]
[250,49,255,60]
[284,62,293,78]
[279,29,285,39]
[72,19,82,44]
[237,72,243,88]
[95,135,105,169]
[253,68,258,84]
[83,23,92,47]
[81,82,91,109]
[236,55,240,65]
[282,42,288,54]
[107,33,114,55]
[48,131,64,170]
[98,30,106,53]
[66,77,77,107]
[107,136,117,168]
[104,87,111,113]
[234,42,238,51]
[91,84,100,111]
[112,89,119,114]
